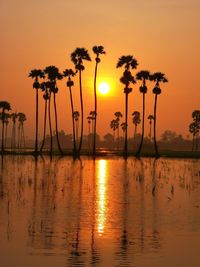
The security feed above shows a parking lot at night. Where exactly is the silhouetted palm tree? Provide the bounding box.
[150,72,168,157]
[17,112,26,149]
[148,115,154,141]
[0,101,11,153]
[39,82,50,152]
[132,111,141,139]
[114,111,123,150]
[63,69,77,155]
[87,115,93,152]
[189,121,199,151]
[135,70,150,156]
[4,113,11,148]
[92,45,106,157]
[11,112,18,150]
[116,55,138,158]
[28,69,45,153]
[71,48,91,154]
[44,66,63,154]
[110,119,119,150]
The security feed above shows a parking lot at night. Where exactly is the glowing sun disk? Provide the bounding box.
[98,82,110,95]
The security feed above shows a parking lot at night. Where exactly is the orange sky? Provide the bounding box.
[1,0,200,139]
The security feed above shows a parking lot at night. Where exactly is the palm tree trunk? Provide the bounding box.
[1,117,5,153]
[124,92,128,158]
[69,86,77,154]
[136,93,145,156]
[35,88,39,153]
[40,99,47,152]
[53,93,63,154]
[5,123,8,149]
[88,122,91,152]
[18,124,21,149]
[48,92,53,155]
[117,126,119,151]
[78,70,84,154]
[149,121,152,142]
[93,61,98,157]
[192,134,195,151]
[153,94,160,157]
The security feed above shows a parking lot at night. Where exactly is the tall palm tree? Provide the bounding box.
[92,45,106,157]
[114,111,123,150]
[0,101,11,154]
[147,115,154,142]
[63,69,77,155]
[44,66,63,155]
[132,111,141,138]
[39,82,50,152]
[116,55,138,158]
[71,48,91,155]
[0,101,11,153]
[110,119,119,150]
[135,70,150,156]
[150,72,168,157]
[28,69,45,153]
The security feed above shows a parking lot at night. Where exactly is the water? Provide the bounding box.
[0,156,200,267]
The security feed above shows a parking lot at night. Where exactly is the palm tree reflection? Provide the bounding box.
[97,159,107,235]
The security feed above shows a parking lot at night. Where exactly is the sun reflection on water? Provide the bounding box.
[97,159,107,236]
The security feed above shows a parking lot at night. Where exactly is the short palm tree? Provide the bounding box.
[135,70,150,156]
[17,112,26,149]
[147,115,154,141]
[44,66,63,155]
[71,48,91,155]
[0,101,11,153]
[28,69,45,153]
[116,55,138,158]
[132,111,141,138]
[189,122,199,151]
[110,119,119,150]
[114,111,123,150]
[150,72,168,157]
[92,45,105,157]
[63,69,77,155]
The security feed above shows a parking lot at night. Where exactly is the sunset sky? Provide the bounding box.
[1,0,200,139]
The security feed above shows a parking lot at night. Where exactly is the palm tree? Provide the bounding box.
[39,82,50,152]
[116,55,138,158]
[132,111,141,150]
[71,48,91,154]
[44,66,63,155]
[147,115,154,141]
[63,69,77,155]
[28,69,45,153]
[189,122,199,151]
[114,111,123,150]
[92,45,106,157]
[4,113,11,148]
[135,70,150,156]
[110,119,119,150]
[0,101,11,153]
[11,112,18,150]
[191,110,200,151]
[73,111,80,144]
[150,72,168,157]
[17,112,26,149]
[87,115,93,152]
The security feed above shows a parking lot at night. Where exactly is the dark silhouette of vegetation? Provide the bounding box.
[132,111,141,139]
[92,45,105,158]
[114,111,123,150]
[17,112,26,149]
[71,48,91,155]
[189,110,200,151]
[116,55,138,158]
[150,72,168,157]
[28,69,45,153]
[110,119,119,149]
[135,70,150,157]
[0,101,11,153]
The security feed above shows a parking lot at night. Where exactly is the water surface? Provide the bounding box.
[0,156,200,267]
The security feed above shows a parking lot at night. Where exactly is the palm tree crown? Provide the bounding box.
[71,48,91,70]
[150,72,168,94]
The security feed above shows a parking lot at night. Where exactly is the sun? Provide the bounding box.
[98,81,110,95]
